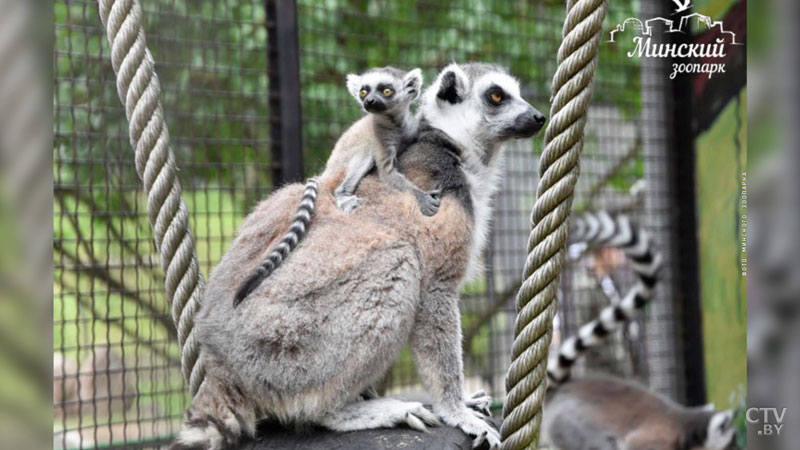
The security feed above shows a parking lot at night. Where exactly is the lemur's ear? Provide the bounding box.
[345,74,362,100]
[436,63,469,104]
[402,68,423,100]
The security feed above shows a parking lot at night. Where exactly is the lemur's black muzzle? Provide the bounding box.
[364,96,387,113]
[512,107,547,138]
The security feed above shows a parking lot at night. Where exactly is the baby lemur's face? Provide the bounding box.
[346,67,423,114]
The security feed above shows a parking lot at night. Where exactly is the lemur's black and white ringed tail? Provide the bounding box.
[233,178,319,307]
[547,211,663,384]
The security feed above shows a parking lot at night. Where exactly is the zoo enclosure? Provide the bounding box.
[53,0,703,448]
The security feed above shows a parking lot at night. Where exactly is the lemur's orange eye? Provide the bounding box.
[359,89,368,98]
[490,92,503,104]
[382,88,394,97]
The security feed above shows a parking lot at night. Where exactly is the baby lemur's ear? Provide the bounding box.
[345,74,362,100]
[402,68,423,100]
[436,63,469,104]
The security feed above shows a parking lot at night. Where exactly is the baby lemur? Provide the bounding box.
[233,67,438,306]
[326,66,440,215]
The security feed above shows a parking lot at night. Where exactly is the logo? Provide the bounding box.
[746,408,787,436]
[607,1,741,79]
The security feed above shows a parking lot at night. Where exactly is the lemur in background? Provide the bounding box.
[172,63,546,450]
[233,67,436,306]
[543,213,735,450]
[543,376,735,450]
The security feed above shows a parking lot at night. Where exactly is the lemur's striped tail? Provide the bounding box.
[233,178,319,307]
[547,211,663,384]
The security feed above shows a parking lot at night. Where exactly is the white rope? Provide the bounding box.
[500,1,608,448]
[98,0,206,395]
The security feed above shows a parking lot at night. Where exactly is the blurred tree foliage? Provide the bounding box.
[54,0,642,192]
[296,0,642,174]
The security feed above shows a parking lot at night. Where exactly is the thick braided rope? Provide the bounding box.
[98,0,206,395]
[500,1,607,449]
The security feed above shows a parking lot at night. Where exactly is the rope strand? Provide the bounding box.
[98,0,206,395]
[500,1,608,448]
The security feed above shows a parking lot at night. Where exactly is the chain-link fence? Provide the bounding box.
[53,0,696,448]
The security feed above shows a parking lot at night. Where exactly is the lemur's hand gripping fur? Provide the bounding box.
[413,188,442,217]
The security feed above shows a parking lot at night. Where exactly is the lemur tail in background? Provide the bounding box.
[233,178,319,306]
[548,210,663,384]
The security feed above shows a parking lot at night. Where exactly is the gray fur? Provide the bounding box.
[544,399,623,450]
[542,376,735,450]
[172,63,546,450]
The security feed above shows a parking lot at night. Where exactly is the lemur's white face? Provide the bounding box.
[704,410,735,450]
[420,63,546,162]
[346,68,422,114]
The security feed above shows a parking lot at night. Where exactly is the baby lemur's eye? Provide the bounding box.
[382,88,394,97]
[359,89,368,98]
[490,91,503,104]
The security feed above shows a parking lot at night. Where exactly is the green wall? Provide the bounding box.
[695,88,747,407]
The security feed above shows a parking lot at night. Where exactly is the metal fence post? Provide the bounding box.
[639,0,686,403]
[669,25,708,407]
[267,0,304,187]
[639,0,707,405]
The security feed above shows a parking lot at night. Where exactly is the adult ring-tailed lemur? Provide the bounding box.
[234,66,437,306]
[542,374,735,450]
[169,63,546,450]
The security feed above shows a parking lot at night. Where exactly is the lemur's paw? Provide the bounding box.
[336,194,361,213]
[465,390,492,417]
[376,400,439,432]
[320,398,439,433]
[403,404,441,432]
[439,407,500,449]
[413,189,441,217]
